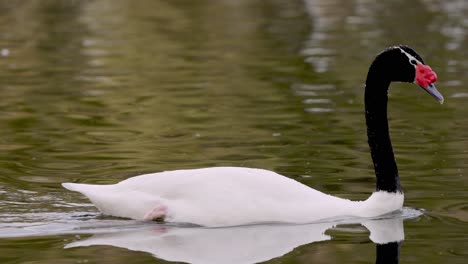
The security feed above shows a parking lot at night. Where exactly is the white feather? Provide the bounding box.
[62,167,403,227]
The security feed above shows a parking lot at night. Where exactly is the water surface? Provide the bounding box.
[0,0,467,263]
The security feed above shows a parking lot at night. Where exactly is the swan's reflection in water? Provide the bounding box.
[66,209,421,264]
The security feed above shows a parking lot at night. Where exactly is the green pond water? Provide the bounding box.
[0,0,467,263]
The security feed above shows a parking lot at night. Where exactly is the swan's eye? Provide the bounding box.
[410,59,417,65]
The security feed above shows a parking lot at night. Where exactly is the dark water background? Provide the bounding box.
[0,0,466,263]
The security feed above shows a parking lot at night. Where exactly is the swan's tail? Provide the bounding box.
[62,182,158,220]
[62,182,103,194]
[61,182,112,205]
[62,182,84,192]
[62,182,117,216]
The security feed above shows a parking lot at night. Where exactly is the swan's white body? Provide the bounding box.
[62,167,403,227]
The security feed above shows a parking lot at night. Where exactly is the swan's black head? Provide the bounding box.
[366,45,443,104]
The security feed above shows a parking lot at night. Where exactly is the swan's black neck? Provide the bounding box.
[365,64,402,193]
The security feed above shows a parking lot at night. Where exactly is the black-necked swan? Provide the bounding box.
[62,46,443,227]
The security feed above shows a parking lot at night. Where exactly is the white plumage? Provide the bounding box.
[62,167,403,227]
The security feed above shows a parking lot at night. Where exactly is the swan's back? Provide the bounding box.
[120,167,321,201]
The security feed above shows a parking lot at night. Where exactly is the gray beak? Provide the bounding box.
[420,83,444,104]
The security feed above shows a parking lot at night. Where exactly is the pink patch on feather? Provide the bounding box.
[143,203,168,221]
